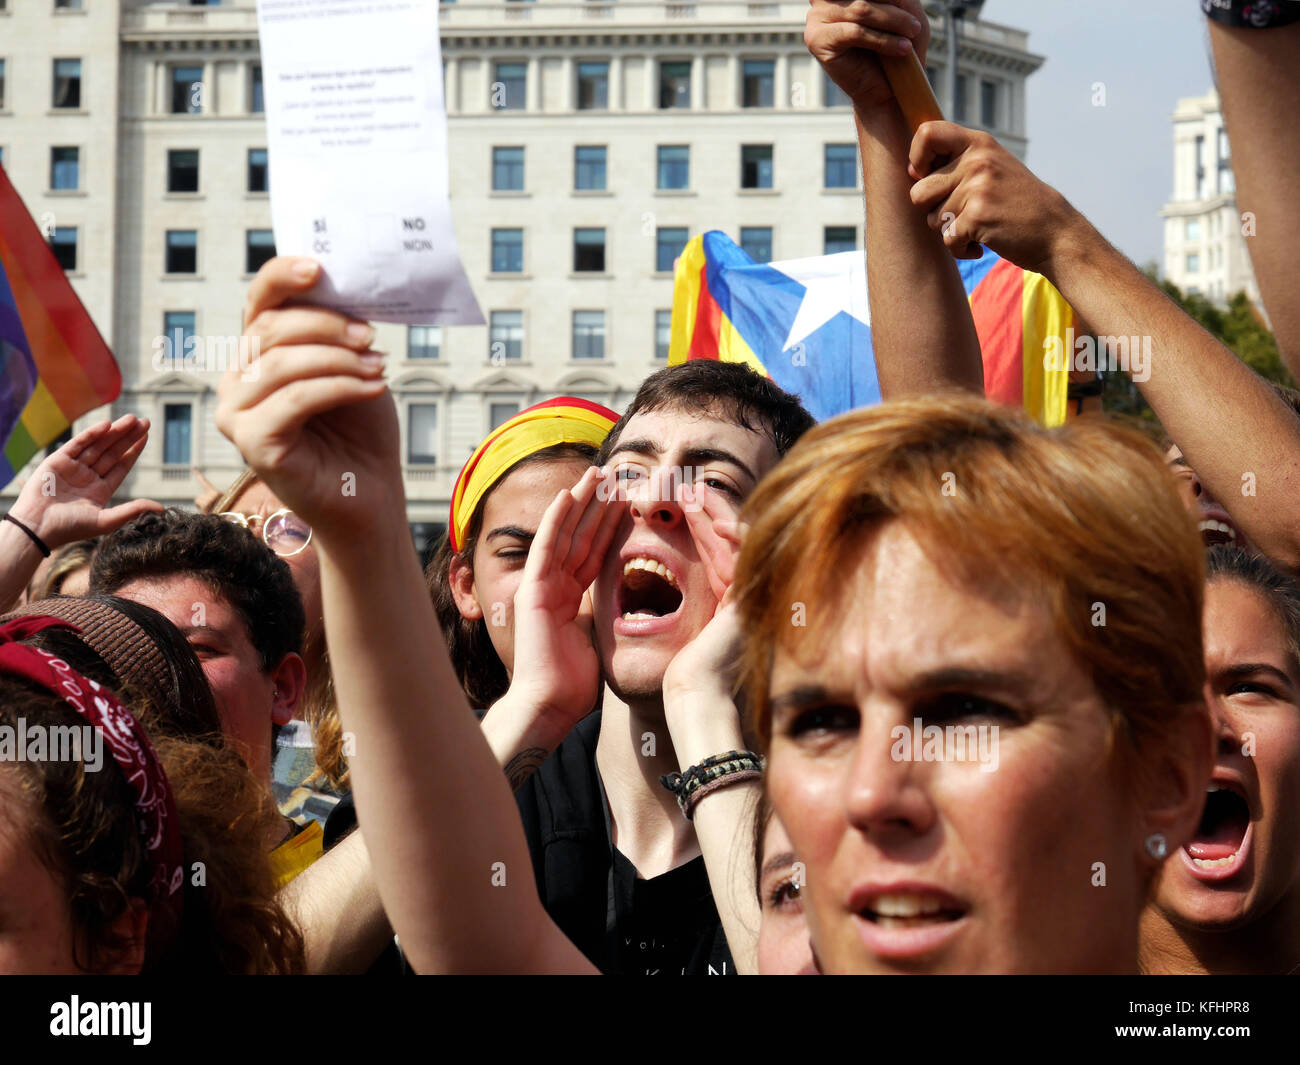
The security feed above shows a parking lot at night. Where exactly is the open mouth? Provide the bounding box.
[1198,517,1238,548]
[1184,782,1251,873]
[619,557,683,621]
[860,893,966,930]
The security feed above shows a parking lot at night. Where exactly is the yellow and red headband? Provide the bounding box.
[449,397,619,552]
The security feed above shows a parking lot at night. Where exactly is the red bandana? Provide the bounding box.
[0,616,184,966]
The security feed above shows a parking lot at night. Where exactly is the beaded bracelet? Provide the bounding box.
[660,749,763,820]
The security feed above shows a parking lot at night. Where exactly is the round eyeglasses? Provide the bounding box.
[219,508,313,558]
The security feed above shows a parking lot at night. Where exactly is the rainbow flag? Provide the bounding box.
[0,166,120,486]
[669,230,1072,427]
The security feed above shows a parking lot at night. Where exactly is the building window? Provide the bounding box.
[245,230,275,274]
[407,404,438,465]
[657,145,689,191]
[1186,253,1201,273]
[576,61,608,110]
[53,59,82,109]
[492,61,526,111]
[162,311,196,362]
[165,230,198,274]
[0,61,7,111]
[824,70,851,108]
[489,401,520,430]
[574,228,606,272]
[1185,218,1201,241]
[658,61,691,109]
[824,226,856,255]
[491,228,524,273]
[55,0,84,9]
[489,310,523,361]
[825,143,856,188]
[742,60,775,108]
[741,145,773,189]
[573,310,605,360]
[575,145,607,191]
[167,149,200,193]
[50,146,79,191]
[980,79,998,128]
[492,146,524,191]
[49,227,77,271]
[1217,127,1233,195]
[247,148,268,193]
[740,226,773,263]
[250,63,263,113]
[654,309,671,361]
[408,325,441,359]
[163,404,192,465]
[954,74,968,123]
[171,65,203,115]
[656,227,688,273]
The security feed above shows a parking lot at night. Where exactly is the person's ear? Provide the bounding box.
[96,899,149,975]
[448,553,483,621]
[269,651,307,727]
[1137,700,1214,867]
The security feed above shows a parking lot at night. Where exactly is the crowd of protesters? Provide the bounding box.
[3,0,1300,974]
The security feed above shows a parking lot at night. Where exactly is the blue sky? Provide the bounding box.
[981,0,1215,270]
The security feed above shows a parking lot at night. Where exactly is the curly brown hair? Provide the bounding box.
[0,674,304,973]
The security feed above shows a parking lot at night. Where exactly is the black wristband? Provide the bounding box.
[1203,0,1300,30]
[4,513,51,557]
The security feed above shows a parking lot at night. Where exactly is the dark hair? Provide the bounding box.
[427,443,598,709]
[88,509,305,672]
[1206,545,1300,667]
[596,362,815,466]
[0,675,304,973]
[18,596,223,743]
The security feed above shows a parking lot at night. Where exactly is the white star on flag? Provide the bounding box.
[770,251,872,352]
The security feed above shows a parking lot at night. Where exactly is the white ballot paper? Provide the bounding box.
[256,0,483,325]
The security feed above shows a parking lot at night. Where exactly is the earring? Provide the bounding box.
[1144,833,1168,861]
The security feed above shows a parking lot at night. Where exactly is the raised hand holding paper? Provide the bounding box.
[255,0,483,325]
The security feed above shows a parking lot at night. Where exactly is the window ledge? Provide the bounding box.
[488,272,532,280]
[822,186,860,194]
[46,189,87,197]
[573,189,613,197]
[654,189,695,197]
[652,271,674,280]
[164,192,204,200]
[569,272,612,280]
[489,190,531,198]
[568,359,609,366]
[161,274,203,282]
[245,191,269,199]
[483,360,531,368]
[48,109,90,117]
[738,188,779,196]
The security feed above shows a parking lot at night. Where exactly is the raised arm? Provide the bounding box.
[1208,18,1300,378]
[218,257,595,974]
[909,122,1300,574]
[0,416,160,610]
[805,0,983,396]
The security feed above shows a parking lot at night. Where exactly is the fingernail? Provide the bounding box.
[294,258,319,280]
[907,16,923,34]
[348,323,375,346]
[898,37,912,53]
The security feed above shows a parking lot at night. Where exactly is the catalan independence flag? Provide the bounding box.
[0,165,120,486]
[669,230,1073,427]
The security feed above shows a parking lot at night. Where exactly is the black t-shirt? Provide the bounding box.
[515,710,735,975]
